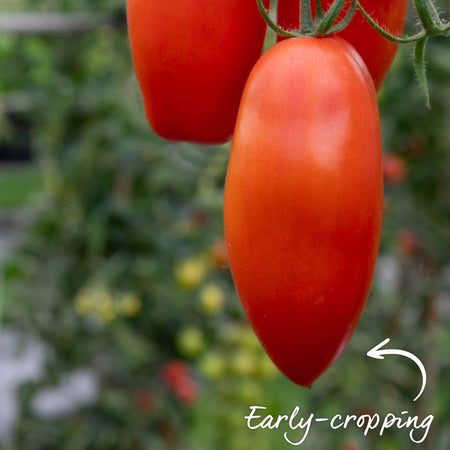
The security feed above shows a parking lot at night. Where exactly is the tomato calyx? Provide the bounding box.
[257,0,450,107]
[258,0,448,41]
[256,0,357,38]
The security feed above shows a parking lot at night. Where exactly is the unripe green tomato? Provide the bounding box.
[174,257,207,289]
[221,322,245,345]
[237,380,263,404]
[200,283,225,315]
[230,349,258,376]
[176,326,205,358]
[199,352,226,379]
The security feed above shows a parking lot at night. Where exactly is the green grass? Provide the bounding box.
[0,163,43,209]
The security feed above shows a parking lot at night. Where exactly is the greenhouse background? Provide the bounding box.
[0,1,449,449]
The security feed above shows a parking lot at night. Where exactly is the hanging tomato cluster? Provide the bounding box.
[126,1,407,387]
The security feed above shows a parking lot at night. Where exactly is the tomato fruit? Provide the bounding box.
[161,360,198,405]
[277,0,407,89]
[127,0,269,144]
[383,153,407,184]
[224,37,383,387]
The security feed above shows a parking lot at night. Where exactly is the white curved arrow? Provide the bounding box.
[367,338,427,402]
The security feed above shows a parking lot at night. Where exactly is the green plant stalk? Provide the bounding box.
[415,38,431,108]
[415,0,441,34]
[300,0,314,34]
[328,0,357,35]
[315,0,348,35]
[256,0,298,38]
[314,0,324,20]
[426,0,445,28]
[357,2,426,43]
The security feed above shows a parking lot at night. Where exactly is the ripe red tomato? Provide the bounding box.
[127,0,269,144]
[161,360,198,405]
[383,153,407,184]
[224,37,383,387]
[277,0,407,89]
[210,239,229,268]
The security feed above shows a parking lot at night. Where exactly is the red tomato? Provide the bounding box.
[383,153,407,184]
[127,0,269,144]
[161,360,190,386]
[161,360,198,405]
[224,37,383,387]
[172,378,198,406]
[340,444,361,450]
[277,0,407,89]
[210,238,229,268]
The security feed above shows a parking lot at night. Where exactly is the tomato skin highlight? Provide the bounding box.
[277,0,407,90]
[224,37,383,387]
[127,0,269,144]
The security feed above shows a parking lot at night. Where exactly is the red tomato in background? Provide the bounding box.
[224,37,383,387]
[277,0,407,89]
[161,360,198,405]
[383,153,407,184]
[127,0,269,144]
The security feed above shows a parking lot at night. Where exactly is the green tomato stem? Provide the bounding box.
[415,38,431,108]
[415,0,440,34]
[357,2,426,43]
[328,0,357,35]
[315,0,348,36]
[426,0,445,28]
[314,0,324,21]
[255,0,299,38]
[300,0,314,34]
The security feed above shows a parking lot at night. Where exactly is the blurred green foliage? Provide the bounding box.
[0,166,42,209]
[0,1,449,450]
